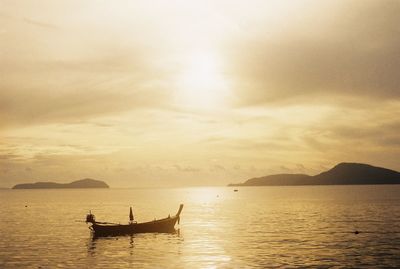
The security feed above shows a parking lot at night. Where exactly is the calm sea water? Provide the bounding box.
[1,185,400,268]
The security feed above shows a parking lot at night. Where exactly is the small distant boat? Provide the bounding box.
[86,204,183,236]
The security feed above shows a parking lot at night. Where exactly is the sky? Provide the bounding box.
[1,0,400,187]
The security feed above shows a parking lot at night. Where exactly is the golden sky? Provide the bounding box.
[1,0,399,187]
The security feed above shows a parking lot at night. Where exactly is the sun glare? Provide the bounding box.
[176,51,229,110]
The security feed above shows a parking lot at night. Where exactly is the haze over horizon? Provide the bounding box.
[1,0,400,188]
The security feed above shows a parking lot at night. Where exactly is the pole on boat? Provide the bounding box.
[176,204,183,225]
[129,207,134,222]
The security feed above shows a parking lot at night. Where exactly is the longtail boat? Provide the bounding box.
[86,204,183,236]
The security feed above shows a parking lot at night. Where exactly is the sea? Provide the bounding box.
[0,185,400,268]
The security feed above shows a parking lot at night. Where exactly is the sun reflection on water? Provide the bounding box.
[188,187,221,204]
[180,187,233,268]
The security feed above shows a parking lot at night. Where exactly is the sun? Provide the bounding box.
[175,51,229,110]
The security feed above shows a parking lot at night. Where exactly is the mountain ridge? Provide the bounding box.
[12,178,109,189]
[229,162,400,186]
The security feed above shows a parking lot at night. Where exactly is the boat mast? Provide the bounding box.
[129,207,134,223]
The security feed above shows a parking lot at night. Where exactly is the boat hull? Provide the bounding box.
[88,204,183,236]
[91,216,179,236]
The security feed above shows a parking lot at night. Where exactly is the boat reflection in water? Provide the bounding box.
[86,204,183,237]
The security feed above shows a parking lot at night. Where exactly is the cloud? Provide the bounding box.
[22,17,59,30]
[318,119,400,149]
[1,0,400,187]
[0,154,20,160]
[0,5,177,129]
[173,164,201,173]
[226,0,400,106]
[0,54,173,129]
[209,164,226,172]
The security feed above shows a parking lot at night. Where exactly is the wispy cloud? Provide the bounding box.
[22,17,59,30]
[226,0,400,106]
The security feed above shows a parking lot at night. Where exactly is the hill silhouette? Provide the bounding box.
[12,178,109,189]
[229,163,400,186]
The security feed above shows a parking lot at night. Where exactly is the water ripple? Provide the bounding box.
[0,186,400,268]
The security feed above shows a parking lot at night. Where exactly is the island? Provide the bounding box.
[229,162,400,186]
[12,178,109,189]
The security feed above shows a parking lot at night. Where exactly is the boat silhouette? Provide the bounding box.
[86,204,183,236]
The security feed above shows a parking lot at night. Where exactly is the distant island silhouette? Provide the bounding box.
[12,178,109,189]
[229,163,400,186]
